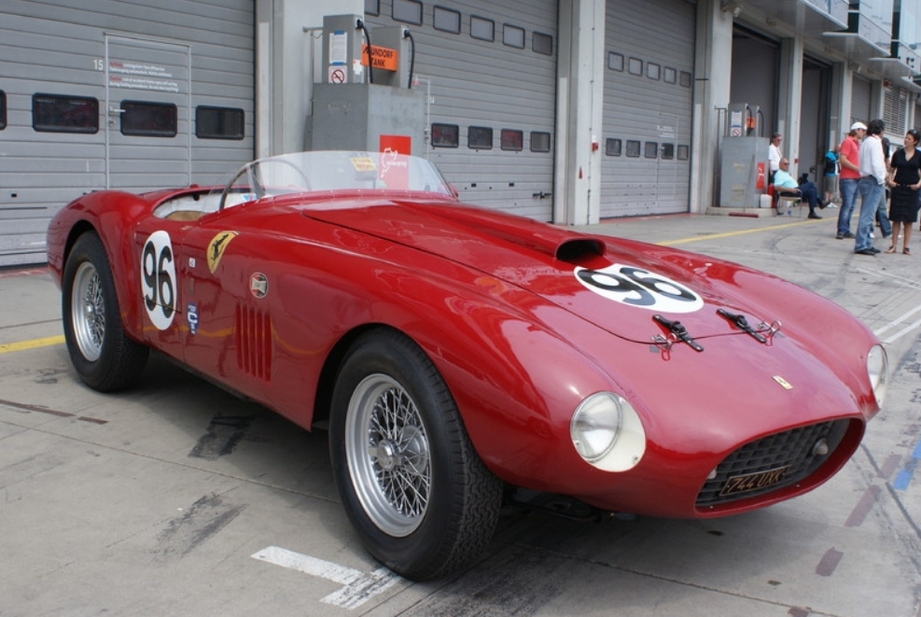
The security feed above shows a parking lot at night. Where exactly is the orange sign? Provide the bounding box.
[360,44,399,71]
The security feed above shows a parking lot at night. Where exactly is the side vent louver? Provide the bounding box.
[235,304,272,381]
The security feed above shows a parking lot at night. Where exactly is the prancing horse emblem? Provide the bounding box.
[207,231,238,273]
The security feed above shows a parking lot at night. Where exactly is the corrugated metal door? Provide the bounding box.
[600,0,695,217]
[366,0,558,220]
[0,2,253,267]
[883,86,908,135]
[851,76,872,125]
[105,36,191,191]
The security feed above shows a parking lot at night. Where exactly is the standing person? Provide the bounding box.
[823,146,839,206]
[885,129,921,255]
[854,119,887,255]
[769,133,783,181]
[836,122,866,239]
[874,137,893,240]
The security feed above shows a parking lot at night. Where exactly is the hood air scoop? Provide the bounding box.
[555,238,605,262]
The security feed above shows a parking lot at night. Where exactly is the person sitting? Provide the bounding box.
[773,157,825,219]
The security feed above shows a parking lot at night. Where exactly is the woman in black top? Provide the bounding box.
[886,129,921,254]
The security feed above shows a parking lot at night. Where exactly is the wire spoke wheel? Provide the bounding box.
[329,330,503,580]
[62,232,148,392]
[70,261,106,362]
[346,374,431,537]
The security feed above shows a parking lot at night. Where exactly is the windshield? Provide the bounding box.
[216,150,455,209]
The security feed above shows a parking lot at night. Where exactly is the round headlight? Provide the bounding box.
[867,344,889,408]
[570,392,646,472]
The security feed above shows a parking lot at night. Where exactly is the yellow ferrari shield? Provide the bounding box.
[207,231,238,273]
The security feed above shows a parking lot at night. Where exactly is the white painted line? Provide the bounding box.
[874,303,921,338]
[881,317,921,345]
[251,546,403,610]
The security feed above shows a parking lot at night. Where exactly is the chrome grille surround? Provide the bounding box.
[696,419,851,508]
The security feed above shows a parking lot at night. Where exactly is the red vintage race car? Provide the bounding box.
[46,151,888,580]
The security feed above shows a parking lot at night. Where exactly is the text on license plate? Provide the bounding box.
[720,466,791,496]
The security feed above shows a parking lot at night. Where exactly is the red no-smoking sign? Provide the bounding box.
[328,66,347,84]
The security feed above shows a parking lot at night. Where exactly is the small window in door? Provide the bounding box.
[432,123,459,148]
[645,142,658,158]
[0,91,6,130]
[628,58,643,76]
[471,16,495,42]
[120,100,177,137]
[530,131,551,153]
[196,106,244,140]
[32,93,99,133]
[503,24,525,49]
[501,129,523,151]
[392,0,423,25]
[532,32,553,56]
[678,145,690,160]
[626,140,641,157]
[661,144,675,159]
[434,6,461,33]
[606,138,622,156]
[468,126,493,150]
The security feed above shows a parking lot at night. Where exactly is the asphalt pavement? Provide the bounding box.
[1,208,920,617]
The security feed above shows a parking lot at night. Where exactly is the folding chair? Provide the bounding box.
[769,185,803,217]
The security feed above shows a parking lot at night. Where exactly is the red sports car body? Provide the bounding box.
[46,151,888,580]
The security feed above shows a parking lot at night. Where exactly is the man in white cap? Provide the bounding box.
[854,119,887,255]
[836,121,867,239]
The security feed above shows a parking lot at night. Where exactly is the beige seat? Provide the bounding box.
[165,210,202,221]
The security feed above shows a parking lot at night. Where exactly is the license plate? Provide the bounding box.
[720,466,791,496]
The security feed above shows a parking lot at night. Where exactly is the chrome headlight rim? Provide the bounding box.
[866,344,888,408]
[570,391,646,472]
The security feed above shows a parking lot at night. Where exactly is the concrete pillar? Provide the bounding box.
[777,37,804,174]
[554,0,605,225]
[690,0,734,213]
[829,62,851,150]
[255,0,363,157]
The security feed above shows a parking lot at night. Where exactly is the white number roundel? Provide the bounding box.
[141,231,177,330]
[575,264,704,314]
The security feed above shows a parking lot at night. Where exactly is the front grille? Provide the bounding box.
[696,419,851,508]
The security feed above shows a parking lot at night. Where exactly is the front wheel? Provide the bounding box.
[329,330,502,580]
[62,232,149,391]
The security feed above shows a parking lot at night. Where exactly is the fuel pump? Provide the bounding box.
[307,14,426,156]
[719,103,770,209]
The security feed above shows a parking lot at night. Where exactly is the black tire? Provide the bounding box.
[329,329,503,580]
[62,232,149,391]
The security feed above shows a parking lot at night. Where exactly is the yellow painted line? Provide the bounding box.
[0,335,65,354]
[658,218,821,246]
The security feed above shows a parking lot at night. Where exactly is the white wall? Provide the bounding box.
[256,0,363,157]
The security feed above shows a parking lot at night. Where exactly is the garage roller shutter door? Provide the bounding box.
[367,0,558,221]
[600,0,695,218]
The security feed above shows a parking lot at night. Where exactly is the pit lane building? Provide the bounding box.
[1,0,919,266]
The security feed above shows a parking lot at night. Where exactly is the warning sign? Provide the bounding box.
[360,44,399,71]
[328,66,347,84]
[350,157,377,172]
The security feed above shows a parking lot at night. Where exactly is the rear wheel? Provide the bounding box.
[329,330,502,580]
[62,232,149,391]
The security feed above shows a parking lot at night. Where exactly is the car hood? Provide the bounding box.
[301,198,791,346]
